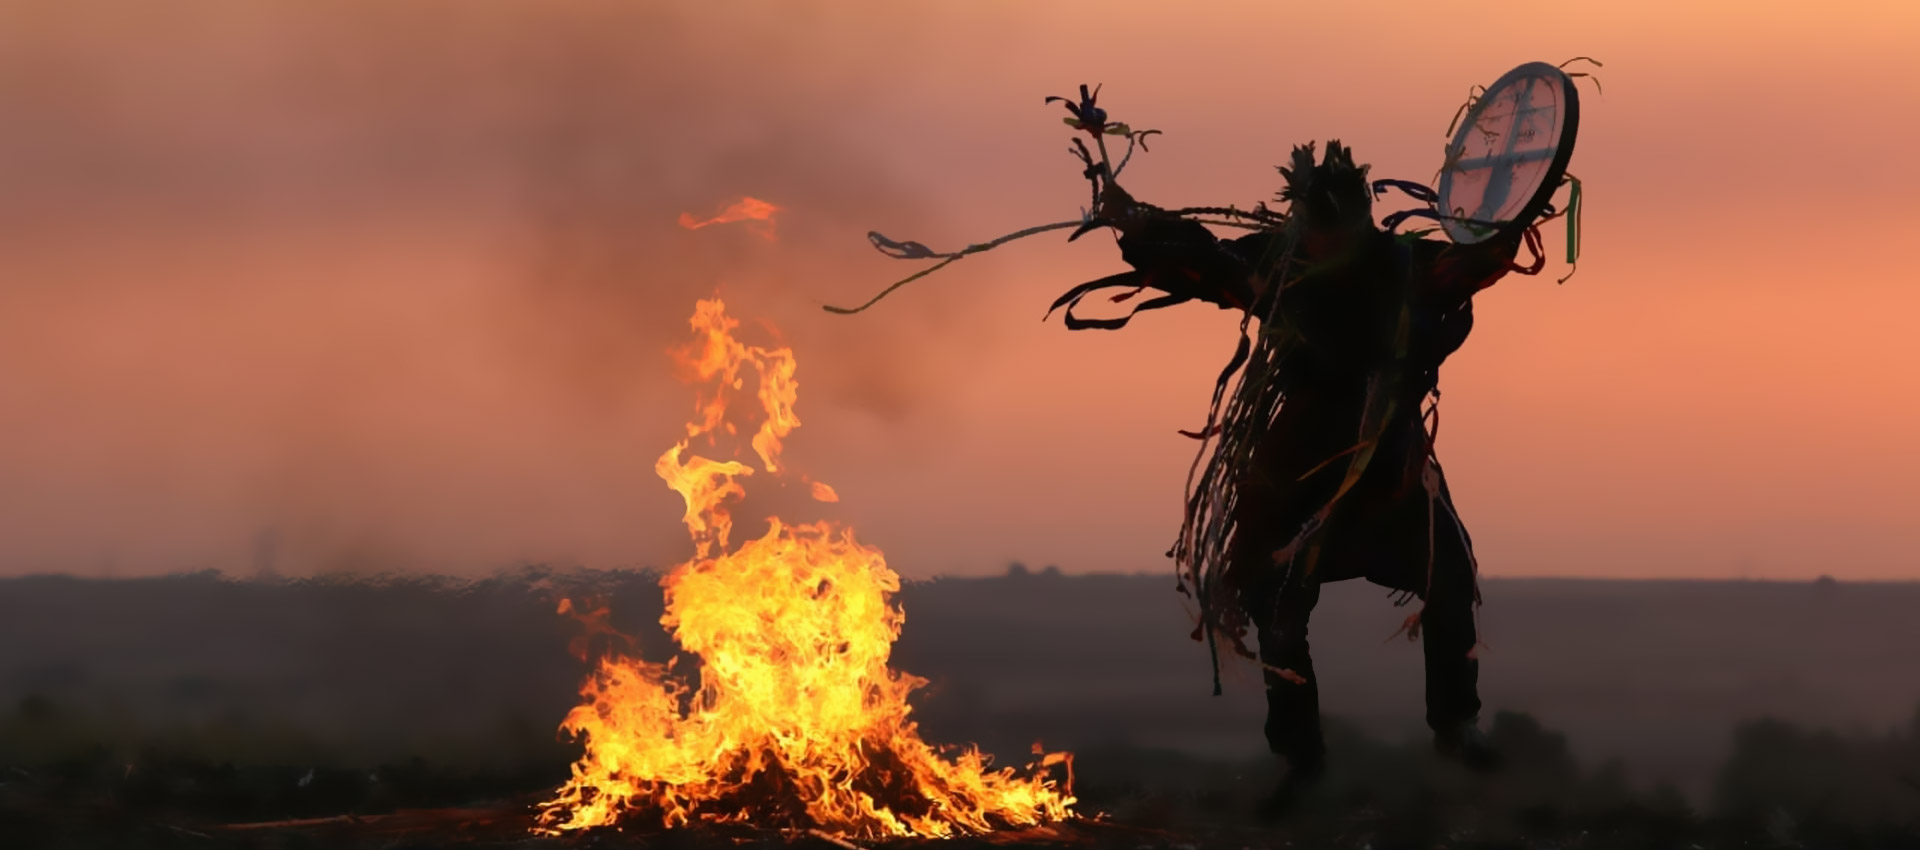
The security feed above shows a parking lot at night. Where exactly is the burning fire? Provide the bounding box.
[536,298,1075,838]
[678,197,782,241]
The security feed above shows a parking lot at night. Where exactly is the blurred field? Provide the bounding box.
[2,570,1917,845]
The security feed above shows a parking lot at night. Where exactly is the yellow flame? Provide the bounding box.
[537,298,1074,838]
[674,299,799,475]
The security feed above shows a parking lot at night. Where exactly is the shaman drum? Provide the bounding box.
[1436,62,1580,244]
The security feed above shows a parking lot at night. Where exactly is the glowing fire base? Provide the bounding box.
[536,300,1074,839]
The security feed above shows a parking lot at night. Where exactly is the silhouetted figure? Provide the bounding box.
[1080,141,1523,813]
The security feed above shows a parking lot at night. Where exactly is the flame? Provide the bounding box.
[537,298,1075,838]
[678,197,781,241]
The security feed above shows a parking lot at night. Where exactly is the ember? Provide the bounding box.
[678,197,782,241]
[535,298,1076,838]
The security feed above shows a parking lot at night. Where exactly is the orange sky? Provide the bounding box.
[0,1,1916,580]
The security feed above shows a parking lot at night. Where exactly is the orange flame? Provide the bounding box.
[537,298,1074,838]
[678,197,781,241]
[809,480,840,503]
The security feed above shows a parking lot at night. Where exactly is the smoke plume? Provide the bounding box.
[0,1,986,577]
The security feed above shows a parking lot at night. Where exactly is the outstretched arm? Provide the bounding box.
[1045,181,1289,330]
[1045,215,1277,330]
[1096,182,1287,308]
[1110,216,1270,311]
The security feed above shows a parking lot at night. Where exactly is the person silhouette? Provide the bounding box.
[1067,140,1525,814]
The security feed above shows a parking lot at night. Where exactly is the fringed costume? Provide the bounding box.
[833,78,1591,807]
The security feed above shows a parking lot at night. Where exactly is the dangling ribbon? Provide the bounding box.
[1177,333,1252,439]
[1564,177,1582,264]
[1557,175,1583,283]
[1372,179,1444,234]
[1373,174,1585,282]
[1529,175,1584,282]
[1043,270,1196,330]
[1507,225,1547,276]
[1381,208,1444,233]
[1369,178,1512,238]
[1372,179,1440,206]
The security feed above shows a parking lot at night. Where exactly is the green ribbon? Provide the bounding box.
[1565,176,1582,264]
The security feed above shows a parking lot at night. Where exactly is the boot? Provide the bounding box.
[1257,750,1326,821]
[1433,720,1504,774]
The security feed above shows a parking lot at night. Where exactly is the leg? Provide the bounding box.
[1245,565,1326,819]
[1251,569,1325,772]
[1421,492,1502,771]
[1420,508,1480,734]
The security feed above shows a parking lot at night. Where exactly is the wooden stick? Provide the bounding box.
[808,828,866,850]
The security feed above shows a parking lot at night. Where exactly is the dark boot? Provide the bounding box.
[1258,750,1326,820]
[1255,577,1324,820]
[1245,562,1325,820]
[1259,667,1326,820]
[1423,630,1499,773]
[1433,720,1504,773]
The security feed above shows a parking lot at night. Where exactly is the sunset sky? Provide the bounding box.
[0,1,1915,581]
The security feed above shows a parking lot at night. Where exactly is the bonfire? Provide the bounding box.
[535,297,1076,839]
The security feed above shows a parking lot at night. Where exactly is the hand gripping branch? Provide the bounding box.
[825,84,1193,316]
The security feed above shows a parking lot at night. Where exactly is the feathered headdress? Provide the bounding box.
[1277,140,1373,228]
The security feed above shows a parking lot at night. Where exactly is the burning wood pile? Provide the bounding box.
[532,298,1075,839]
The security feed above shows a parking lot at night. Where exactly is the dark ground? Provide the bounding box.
[3,569,1918,848]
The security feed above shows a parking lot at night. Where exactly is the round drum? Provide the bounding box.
[1436,62,1580,244]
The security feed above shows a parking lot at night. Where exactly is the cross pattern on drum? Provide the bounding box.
[1459,78,1554,223]
[1436,62,1575,245]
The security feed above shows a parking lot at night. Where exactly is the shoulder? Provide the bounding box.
[1390,231,1451,260]
[1222,229,1290,264]
[1115,217,1221,269]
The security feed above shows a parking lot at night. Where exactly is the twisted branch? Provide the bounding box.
[823,221,1086,315]
[828,84,1188,316]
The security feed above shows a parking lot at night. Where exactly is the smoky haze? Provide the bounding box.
[0,1,988,577]
[9,1,1918,583]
